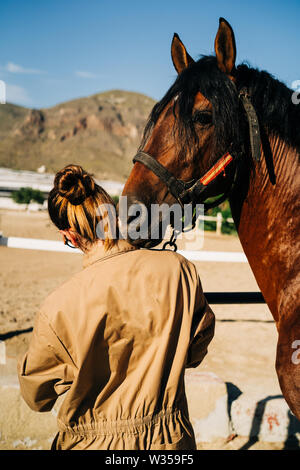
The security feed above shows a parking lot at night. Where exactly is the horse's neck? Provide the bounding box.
[230,134,300,321]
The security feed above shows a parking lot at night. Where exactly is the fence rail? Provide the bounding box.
[199,213,234,236]
[205,292,265,304]
[0,234,266,305]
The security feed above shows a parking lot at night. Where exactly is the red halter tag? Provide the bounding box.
[200,153,233,186]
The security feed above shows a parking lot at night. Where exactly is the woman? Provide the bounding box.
[18,164,215,450]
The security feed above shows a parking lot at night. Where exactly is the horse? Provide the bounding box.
[122,18,300,420]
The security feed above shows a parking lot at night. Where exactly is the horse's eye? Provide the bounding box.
[192,111,212,126]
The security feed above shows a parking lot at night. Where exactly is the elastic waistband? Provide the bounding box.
[58,407,184,437]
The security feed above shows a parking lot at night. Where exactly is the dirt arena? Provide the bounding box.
[0,209,298,450]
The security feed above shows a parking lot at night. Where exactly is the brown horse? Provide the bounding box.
[122,18,300,419]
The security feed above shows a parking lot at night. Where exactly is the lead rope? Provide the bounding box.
[162,207,198,252]
[162,227,180,251]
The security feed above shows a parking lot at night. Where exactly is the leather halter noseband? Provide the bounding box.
[133,150,234,210]
[132,88,261,212]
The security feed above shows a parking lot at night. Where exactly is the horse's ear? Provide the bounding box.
[214,18,236,75]
[171,33,195,74]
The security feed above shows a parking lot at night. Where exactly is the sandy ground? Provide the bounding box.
[0,209,298,450]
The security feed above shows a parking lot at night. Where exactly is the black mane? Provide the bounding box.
[141,55,300,160]
[236,64,300,152]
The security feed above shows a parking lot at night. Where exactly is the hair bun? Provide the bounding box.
[54,165,95,205]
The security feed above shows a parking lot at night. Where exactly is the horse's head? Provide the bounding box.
[122,18,246,247]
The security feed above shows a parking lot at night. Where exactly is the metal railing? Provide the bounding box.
[205,292,265,304]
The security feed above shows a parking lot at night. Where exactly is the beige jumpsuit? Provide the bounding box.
[18,241,215,450]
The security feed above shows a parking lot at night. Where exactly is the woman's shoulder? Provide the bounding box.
[39,269,83,320]
[135,248,198,275]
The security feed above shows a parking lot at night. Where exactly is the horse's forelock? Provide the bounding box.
[140,55,242,163]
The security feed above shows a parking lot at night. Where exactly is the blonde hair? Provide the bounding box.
[48,164,117,250]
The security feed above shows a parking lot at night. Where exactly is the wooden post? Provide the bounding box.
[216,212,222,235]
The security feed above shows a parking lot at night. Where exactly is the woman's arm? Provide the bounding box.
[186,302,215,368]
[17,310,75,412]
[186,271,215,368]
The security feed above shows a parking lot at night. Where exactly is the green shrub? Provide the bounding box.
[203,199,236,235]
[11,187,45,205]
[110,195,119,206]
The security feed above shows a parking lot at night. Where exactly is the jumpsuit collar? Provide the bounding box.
[83,239,137,269]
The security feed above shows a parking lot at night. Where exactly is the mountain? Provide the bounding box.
[0,90,156,181]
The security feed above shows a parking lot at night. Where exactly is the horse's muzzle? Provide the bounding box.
[117,195,166,248]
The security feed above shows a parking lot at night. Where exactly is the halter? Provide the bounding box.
[132,87,261,213]
[133,150,234,210]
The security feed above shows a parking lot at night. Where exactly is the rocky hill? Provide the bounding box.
[0,90,156,181]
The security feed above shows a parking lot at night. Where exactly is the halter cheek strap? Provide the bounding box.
[239,88,261,162]
[133,150,234,207]
[132,87,260,210]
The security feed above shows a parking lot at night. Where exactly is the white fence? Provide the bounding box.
[0,235,247,263]
[0,200,234,237]
[199,213,234,236]
[0,167,124,197]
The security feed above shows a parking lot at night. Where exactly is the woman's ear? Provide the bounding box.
[59,229,79,247]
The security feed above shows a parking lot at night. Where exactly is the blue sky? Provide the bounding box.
[1,0,299,108]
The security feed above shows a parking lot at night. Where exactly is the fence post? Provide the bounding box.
[216,212,222,236]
